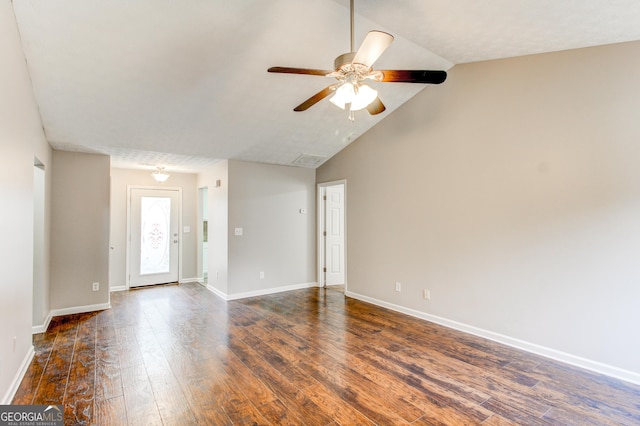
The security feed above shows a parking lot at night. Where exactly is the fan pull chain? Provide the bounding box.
[347,103,355,122]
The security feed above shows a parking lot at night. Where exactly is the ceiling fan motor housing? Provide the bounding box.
[334,52,357,70]
[333,51,376,85]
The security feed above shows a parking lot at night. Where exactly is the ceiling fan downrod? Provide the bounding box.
[350,0,355,53]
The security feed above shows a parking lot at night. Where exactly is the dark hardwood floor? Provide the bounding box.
[13,283,640,425]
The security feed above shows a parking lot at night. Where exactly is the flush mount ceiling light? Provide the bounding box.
[268,0,447,121]
[151,166,170,183]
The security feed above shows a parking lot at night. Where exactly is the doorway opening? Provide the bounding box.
[33,159,47,331]
[317,180,346,291]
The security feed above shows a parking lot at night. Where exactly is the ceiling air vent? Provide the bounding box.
[292,154,326,168]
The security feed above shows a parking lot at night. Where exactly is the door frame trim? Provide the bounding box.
[126,185,183,289]
[317,179,347,289]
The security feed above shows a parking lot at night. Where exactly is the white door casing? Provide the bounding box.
[128,187,181,287]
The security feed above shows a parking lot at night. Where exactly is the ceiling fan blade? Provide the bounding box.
[352,31,394,68]
[268,67,333,76]
[294,86,336,111]
[367,97,386,115]
[378,70,447,84]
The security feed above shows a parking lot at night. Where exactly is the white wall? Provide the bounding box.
[0,0,50,402]
[228,160,316,295]
[198,160,316,298]
[109,168,198,289]
[50,151,110,311]
[198,161,229,294]
[317,41,640,382]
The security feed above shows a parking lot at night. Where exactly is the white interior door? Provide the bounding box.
[129,188,180,287]
[324,184,345,286]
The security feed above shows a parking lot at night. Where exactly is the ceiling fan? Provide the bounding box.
[268,0,447,121]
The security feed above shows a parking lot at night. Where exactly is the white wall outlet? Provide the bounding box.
[260,271,265,279]
[423,289,431,300]
[395,282,401,292]
[92,282,99,291]
[299,208,307,214]
[234,227,243,236]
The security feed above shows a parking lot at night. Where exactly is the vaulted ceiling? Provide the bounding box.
[12,0,640,172]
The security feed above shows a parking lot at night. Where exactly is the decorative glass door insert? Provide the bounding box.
[140,196,171,275]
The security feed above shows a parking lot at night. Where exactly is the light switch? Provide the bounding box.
[234,227,243,236]
[183,226,191,233]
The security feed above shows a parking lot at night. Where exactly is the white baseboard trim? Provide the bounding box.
[206,284,227,299]
[32,312,53,334]
[2,345,35,404]
[206,282,318,301]
[50,302,111,317]
[179,277,200,284]
[109,285,127,292]
[346,290,640,386]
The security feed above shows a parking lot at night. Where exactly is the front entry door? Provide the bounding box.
[129,188,180,287]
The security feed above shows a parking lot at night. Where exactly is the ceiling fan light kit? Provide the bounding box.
[268,0,447,121]
[329,83,378,111]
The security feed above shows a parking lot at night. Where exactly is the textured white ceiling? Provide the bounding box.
[12,0,640,172]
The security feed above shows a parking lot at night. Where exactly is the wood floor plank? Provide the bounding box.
[150,383,196,424]
[541,405,620,426]
[215,344,279,407]
[225,338,335,425]
[13,283,640,425]
[12,351,49,404]
[252,398,306,426]
[64,349,96,425]
[349,348,493,423]
[389,344,549,409]
[532,381,640,425]
[120,365,163,425]
[95,342,123,401]
[115,326,146,371]
[178,375,233,424]
[479,397,551,425]
[302,382,376,426]
[94,395,128,426]
[532,359,640,412]
[33,318,79,405]
[203,370,269,425]
[240,332,318,390]
[298,346,423,424]
[480,413,521,425]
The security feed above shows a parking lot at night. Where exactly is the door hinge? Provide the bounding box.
[323,195,327,201]
[323,267,327,273]
[323,231,327,237]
